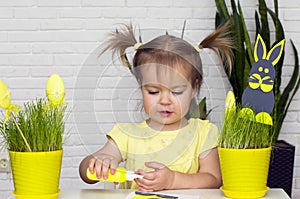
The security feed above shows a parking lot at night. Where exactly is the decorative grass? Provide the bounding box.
[219,106,273,149]
[0,98,68,152]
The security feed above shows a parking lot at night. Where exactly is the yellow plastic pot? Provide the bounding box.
[9,150,63,199]
[218,147,271,199]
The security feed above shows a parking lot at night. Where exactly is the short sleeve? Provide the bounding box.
[199,123,219,155]
[106,124,128,161]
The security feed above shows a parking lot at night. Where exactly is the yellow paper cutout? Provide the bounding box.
[255,112,273,125]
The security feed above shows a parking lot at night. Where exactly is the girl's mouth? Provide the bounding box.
[159,111,172,117]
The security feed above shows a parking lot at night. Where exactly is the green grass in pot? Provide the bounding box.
[219,105,273,149]
[0,99,67,152]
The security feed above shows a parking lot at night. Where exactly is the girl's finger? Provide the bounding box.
[101,158,111,179]
[94,159,103,178]
[88,158,96,173]
[109,160,118,175]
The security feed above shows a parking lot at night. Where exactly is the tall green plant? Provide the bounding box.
[215,0,300,143]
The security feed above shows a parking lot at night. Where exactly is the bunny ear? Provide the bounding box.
[266,39,285,66]
[254,34,267,62]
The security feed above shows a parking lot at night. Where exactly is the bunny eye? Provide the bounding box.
[258,66,263,72]
[264,68,269,73]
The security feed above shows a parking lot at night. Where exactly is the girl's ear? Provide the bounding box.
[266,39,285,66]
[254,34,267,62]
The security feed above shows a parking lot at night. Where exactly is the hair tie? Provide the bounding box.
[134,42,143,51]
[194,45,203,53]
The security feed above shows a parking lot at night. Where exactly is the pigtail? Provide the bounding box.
[101,23,137,70]
[199,21,234,74]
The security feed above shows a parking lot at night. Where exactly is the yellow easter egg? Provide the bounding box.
[225,90,236,112]
[46,74,65,106]
[0,80,12,109]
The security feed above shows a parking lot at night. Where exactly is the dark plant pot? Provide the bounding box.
[267,140,295,197]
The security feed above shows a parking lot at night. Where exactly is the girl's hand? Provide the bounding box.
[135,161,175,192]
[88,153,119,180]
[79,139,122,184]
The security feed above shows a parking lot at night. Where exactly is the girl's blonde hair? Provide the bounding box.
[101,22,233,92]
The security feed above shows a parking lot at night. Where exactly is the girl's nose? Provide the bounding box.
[159,91,172,105]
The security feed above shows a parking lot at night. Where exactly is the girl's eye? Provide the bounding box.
[172,91,183,95]
[148,91,159,95]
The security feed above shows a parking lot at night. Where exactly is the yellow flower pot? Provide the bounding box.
[9,150,63,199]
[218,147,271,199]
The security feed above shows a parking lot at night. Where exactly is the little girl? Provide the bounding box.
[79,22,233,192]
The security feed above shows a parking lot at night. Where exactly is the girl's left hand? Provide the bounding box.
[135,161,175,192]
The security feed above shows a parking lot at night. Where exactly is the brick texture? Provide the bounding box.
[0,0,299,198]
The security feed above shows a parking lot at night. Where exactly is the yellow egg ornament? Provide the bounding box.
[225,90,236,114]
[0,80,20,123]
[0,80,11,109]
[46,74,67,107]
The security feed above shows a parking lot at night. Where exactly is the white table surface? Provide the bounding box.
[55,188,290,199]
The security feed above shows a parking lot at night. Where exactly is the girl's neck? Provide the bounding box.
[146,118,189,131]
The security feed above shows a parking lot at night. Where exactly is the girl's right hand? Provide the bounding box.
[79,138,122,184]
[88,153,119,180]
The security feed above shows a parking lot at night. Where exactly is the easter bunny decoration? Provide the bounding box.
[241,34,285,125]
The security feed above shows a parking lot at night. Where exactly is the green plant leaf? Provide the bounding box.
[274,0,279,19]
[255,11,261,36]
[187,97,214,120]
[230,0,237,13]
[231,12,246,104]
[199,97,207,120]
[265,2,287,144]
[243,53,251,89]
[267,8,285,93]
[215,12,221,28]
[273,40,300,142]
[215,12,228,29]
[259,0,270,50]
[238,1,254,66]
[215,0,229,19]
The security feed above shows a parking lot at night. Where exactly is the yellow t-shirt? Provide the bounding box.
[106,118,219,189]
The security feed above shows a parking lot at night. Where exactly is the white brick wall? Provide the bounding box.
[0,0,299,198]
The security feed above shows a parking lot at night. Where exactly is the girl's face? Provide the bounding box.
[139,64,195,131]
